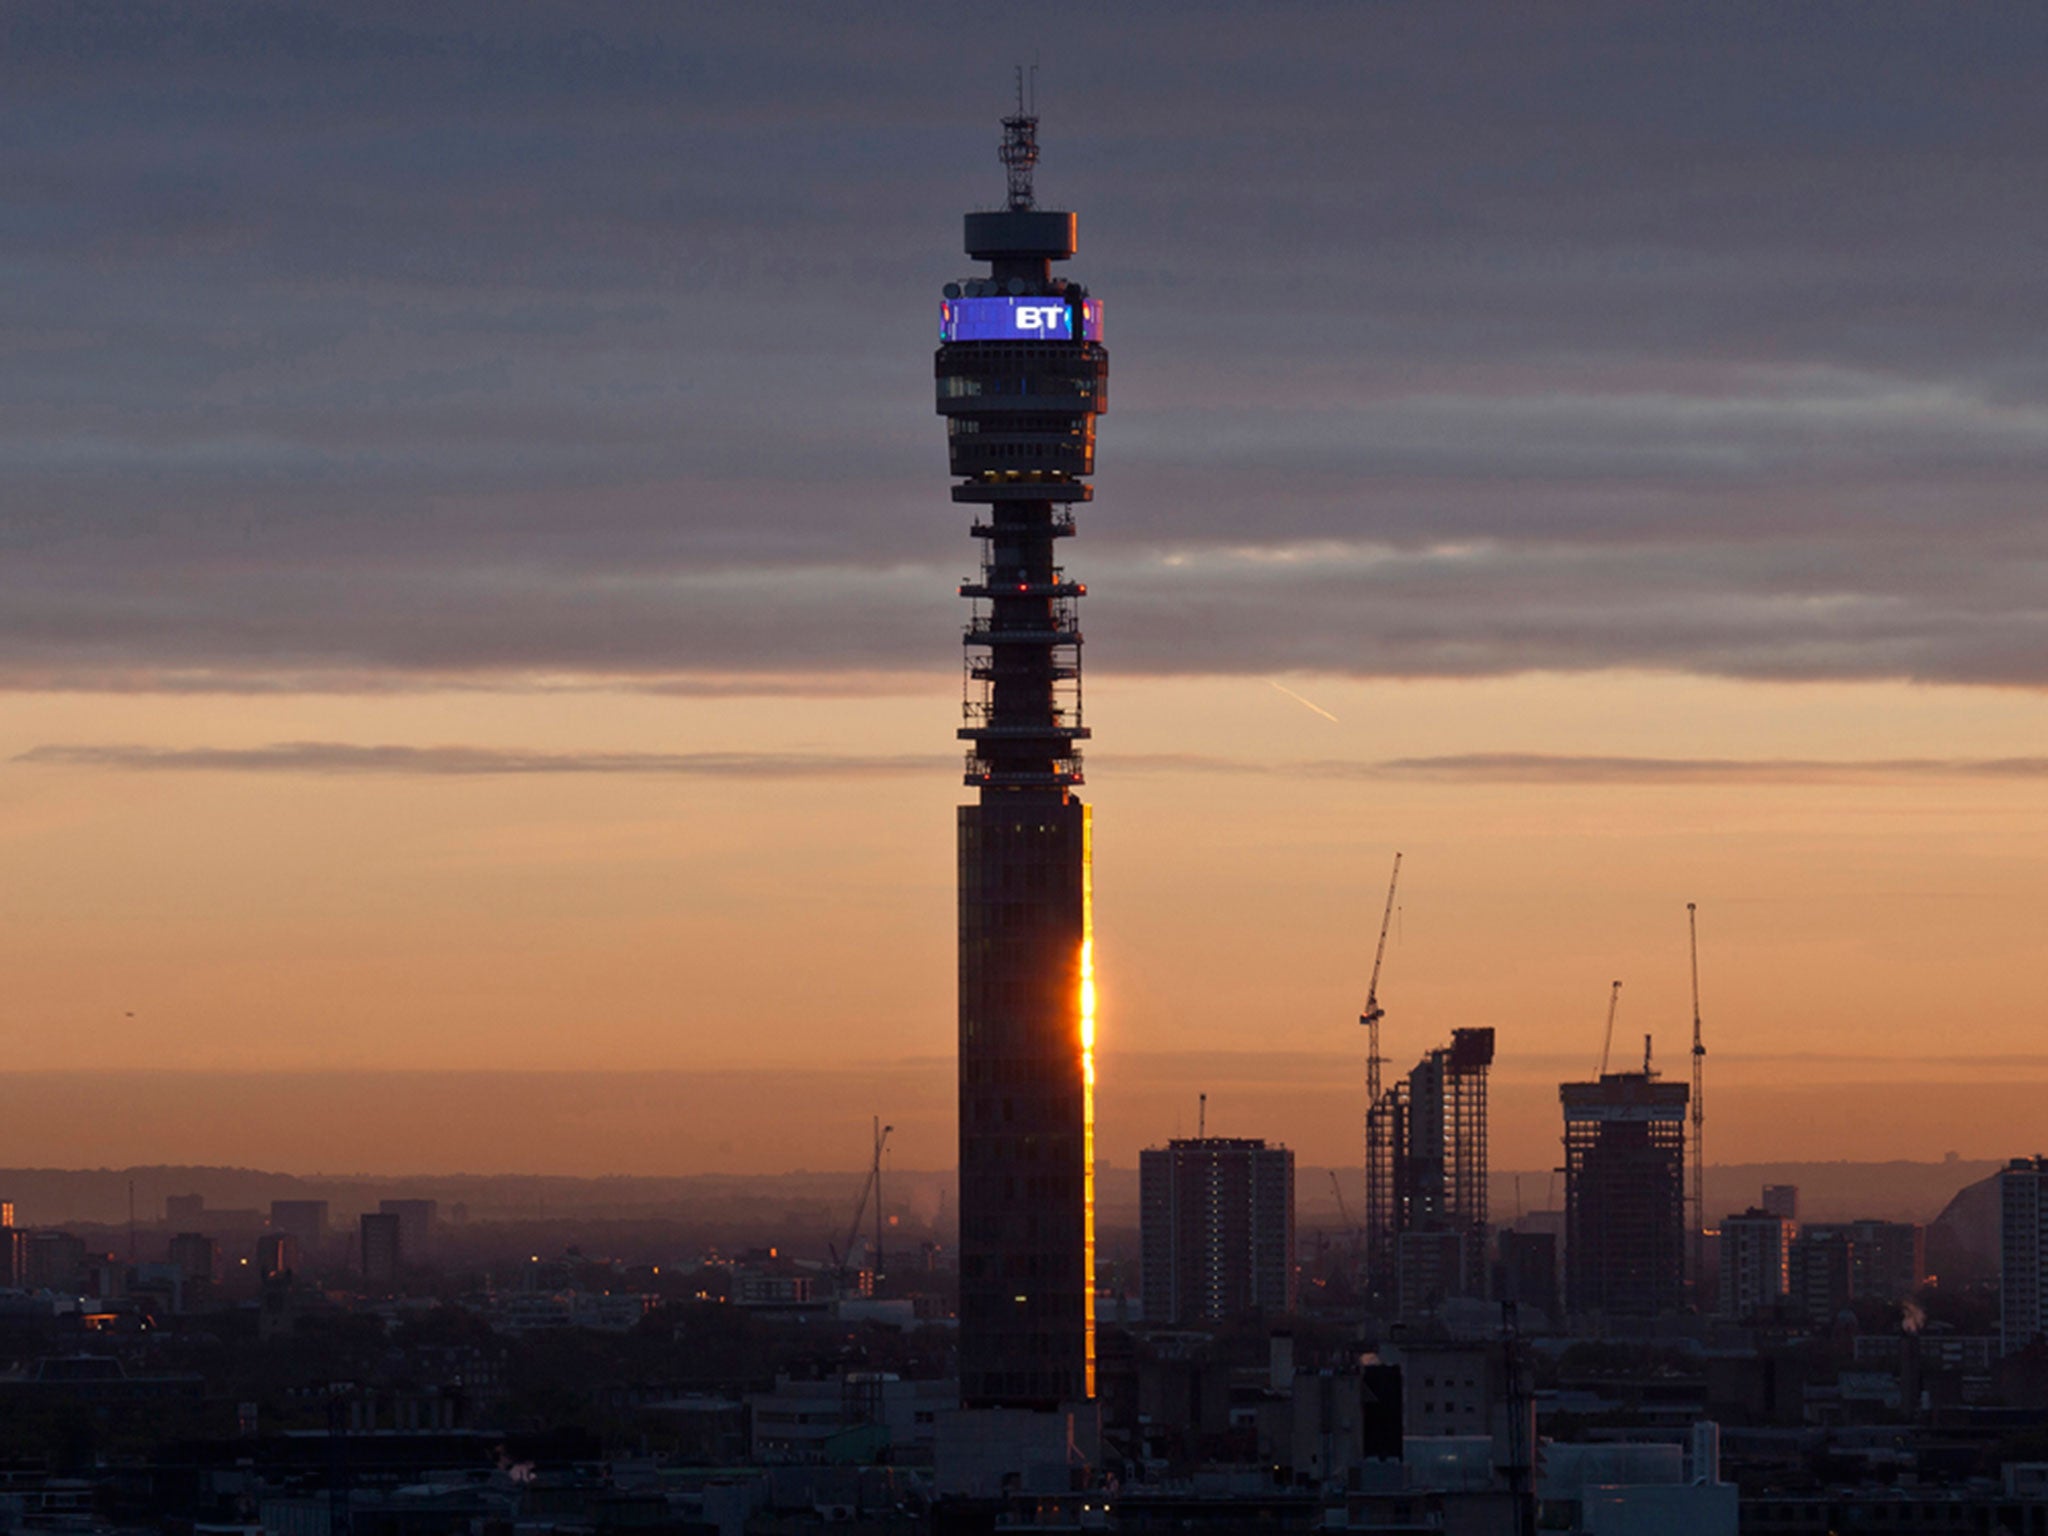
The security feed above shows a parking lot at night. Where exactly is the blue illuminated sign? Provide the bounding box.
[940,296,1103,343]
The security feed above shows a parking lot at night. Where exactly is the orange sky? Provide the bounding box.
[4,668,2042,1174]
[8,6,2047,1181]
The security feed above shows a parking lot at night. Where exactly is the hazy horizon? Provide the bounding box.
[0,1064,2030,1180]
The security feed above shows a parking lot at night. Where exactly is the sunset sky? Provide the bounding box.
[3,4,2044,1177]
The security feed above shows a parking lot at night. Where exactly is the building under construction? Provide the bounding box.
[1365,1027,1494,1310]
[1560,1069,1690,1319]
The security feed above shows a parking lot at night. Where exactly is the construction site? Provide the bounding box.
[1349,854,1713,1323]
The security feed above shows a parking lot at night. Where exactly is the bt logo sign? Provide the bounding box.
[1013,305,1069,333]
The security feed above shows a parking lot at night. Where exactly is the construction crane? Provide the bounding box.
[831,1116,894,1285]
[1328,1170,1363,1277]
[1596,979,1622,1076]
[1359,852,1403,1109]
[1359,852,1402,1303]
[1688,902,1706,1303]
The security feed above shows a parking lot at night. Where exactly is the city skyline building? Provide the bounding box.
[1139,1136,1296,1325]
[2000,1156,2048,1356]
[360,1211,402,1289]
[1718,1207,1794,1321]
[1366,1027,1494,1310]
[379,1198,438,1259]
[941,109,1108,1410]
[1761,1184,1799,1222]
[1787,1227,1854,1326]
[1801,1218,1926,1305]
[1560,1068,1690,1319]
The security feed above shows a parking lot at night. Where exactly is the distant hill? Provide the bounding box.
[1926,1172,2001,1284]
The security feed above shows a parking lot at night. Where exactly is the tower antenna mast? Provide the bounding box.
[1688,902,1706,1303]
[999,69,1040,211]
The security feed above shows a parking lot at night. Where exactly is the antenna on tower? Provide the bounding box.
[999,70,1041,211]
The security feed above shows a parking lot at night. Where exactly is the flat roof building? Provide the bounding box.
[1561,1071,1689,1320]
[1140,1137,1295,1325]
[2001,1157,2048,1356]
[360,1212,402,1290]
[1719,1208,1793,1321]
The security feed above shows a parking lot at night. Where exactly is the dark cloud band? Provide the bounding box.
[6,3,2046,691]
[18,742,2048,785]
[14,742,948,777]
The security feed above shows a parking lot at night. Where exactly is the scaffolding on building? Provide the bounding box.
[1366,1027,1494,1310]
[1560,1069,1690,1321]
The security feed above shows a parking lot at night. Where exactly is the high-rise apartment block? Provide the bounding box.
[1718,1208,1794,1320]
[1140,1138,1296,1324]
[360,1212,402,1289]
[1788,1228,1855,1326]
[2000,1157,2048,1356]
[379,1199,439,1258]
[1800,1219,1926,1306]
[1560,1070,1689,1319]
[1366,1028,1494,1310]
[1761,1184,1799,1222]
[941,112,1108,1410]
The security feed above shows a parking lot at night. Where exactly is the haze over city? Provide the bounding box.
[4,3,2045,1179]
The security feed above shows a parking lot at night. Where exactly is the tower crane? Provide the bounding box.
[831,1116,894,1286]
[1596,980,1622,1077]
[1359,853,1402,1301]
[1328,1170,1363,1275]
[1688,902,1706,1301]
[1328,1169,1355,1231]
[1359,852,1403,1109]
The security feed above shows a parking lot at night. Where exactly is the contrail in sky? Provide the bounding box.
[1266,679,1340,723]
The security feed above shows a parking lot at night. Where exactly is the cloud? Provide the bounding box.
[14,742,948,777]
[5,3,2047,690]
[1107,751,2048,784]
[19,741,2048,787]
[1363,754,2048,785]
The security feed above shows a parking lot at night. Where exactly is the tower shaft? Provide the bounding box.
[939,124,1107,1410]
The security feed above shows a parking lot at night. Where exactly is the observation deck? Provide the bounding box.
[937,216,1106,797]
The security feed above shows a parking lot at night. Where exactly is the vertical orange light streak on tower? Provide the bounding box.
[1079,808,1097,1398]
